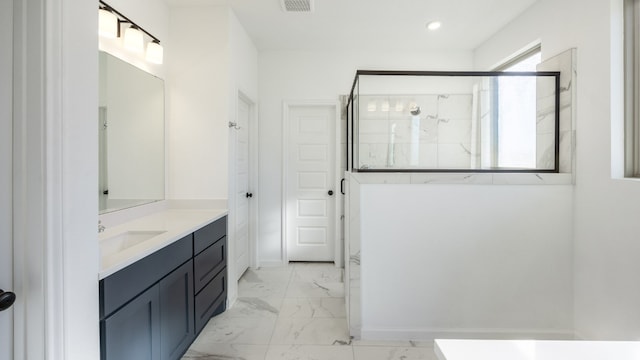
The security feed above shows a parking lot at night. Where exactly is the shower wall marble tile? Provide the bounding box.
[537,48,576,175]
[347,173,362,338]
[358,94,473,169]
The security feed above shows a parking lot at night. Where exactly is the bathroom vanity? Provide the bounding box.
[98,210,228,360]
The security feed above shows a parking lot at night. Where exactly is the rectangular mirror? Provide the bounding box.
[99,51,165,213]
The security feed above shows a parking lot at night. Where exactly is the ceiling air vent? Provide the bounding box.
[281,0,314,12]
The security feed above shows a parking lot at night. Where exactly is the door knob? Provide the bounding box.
[246,192,253,198]
[328,190,334,196]
[0,289,16,312]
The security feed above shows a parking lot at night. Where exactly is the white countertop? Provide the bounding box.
[98,209,228,279]
[435,339,640,360]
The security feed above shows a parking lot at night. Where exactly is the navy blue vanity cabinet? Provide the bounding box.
[99,215,228,360]
[100,234,194,360]
[193,216,228,335]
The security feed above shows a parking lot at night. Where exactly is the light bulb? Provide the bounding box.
[98,8,118,39]
[123,26,144,53]
[145,40,164,64]
[426,21,442,31]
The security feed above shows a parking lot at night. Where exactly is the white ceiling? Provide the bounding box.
[165,0,539,51]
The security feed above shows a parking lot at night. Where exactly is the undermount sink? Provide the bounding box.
[100,230,167,257]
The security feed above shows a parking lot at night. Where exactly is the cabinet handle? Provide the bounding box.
[246,193,253,198]
[340,178,345,195]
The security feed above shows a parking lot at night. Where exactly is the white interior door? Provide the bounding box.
[1,0,14,356]
[235,97,251,280]
[286,105,336,262]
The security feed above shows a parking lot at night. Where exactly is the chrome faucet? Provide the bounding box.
[98,220,106,233]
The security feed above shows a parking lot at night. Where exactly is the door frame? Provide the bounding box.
[282,100,342,266]
[12,0,61,358]
[228,90,259,301]
[12,0,101,359]
[1,0,13,357]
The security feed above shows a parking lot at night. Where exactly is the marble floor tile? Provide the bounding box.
[239,281,288,298]
[182,344,268,360]
[194,316,277,345]
[353,346,438,360]
[224,297,283,318]
[292,268,344,283]
[279,298,346,318]
[270,318,351,345]
[265,345,355,360]
[286,282,345,298]
[241,268,293,283]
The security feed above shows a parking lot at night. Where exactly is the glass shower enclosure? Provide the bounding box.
[346,70,560,172]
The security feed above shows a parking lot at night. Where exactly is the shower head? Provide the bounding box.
[410,105,421,116]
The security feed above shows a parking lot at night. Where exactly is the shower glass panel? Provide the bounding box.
[346,71,560,172]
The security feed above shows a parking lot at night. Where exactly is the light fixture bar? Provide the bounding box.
[99,0,160,43]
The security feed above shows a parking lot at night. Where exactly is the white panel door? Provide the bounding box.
[0,0,13,355]
[235,97,251,280]
[287,105,336,261]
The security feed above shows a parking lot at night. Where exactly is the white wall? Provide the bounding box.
[258,50,474,263]
[476,0,640,341]
[168,6,259,302]
[360,183,573,339]
[168,6,230,200]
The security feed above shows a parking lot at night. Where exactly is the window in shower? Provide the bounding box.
[346,69,559,172]
[494,47,542,169]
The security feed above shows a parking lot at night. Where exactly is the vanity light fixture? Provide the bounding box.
[98,1,164,64]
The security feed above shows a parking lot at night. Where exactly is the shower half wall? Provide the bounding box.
[343,49,576,342]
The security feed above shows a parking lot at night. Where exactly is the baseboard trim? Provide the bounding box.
[258,260,288,268]
[360,327,575,341]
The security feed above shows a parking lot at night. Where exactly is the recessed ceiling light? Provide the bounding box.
[426,21,442,31]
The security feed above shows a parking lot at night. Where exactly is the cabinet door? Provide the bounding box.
[101,285,160,360]
[159,260,195,360]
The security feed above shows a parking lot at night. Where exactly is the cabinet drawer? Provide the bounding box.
[193,216,227,255]
[100,235,193,319]
[194,236,226,294]
[194,267,226,334]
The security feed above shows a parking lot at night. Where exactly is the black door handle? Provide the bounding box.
[328,190,334,196]
[246,192,253,198]
[0,289,16,312]
[340,178,345,195]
